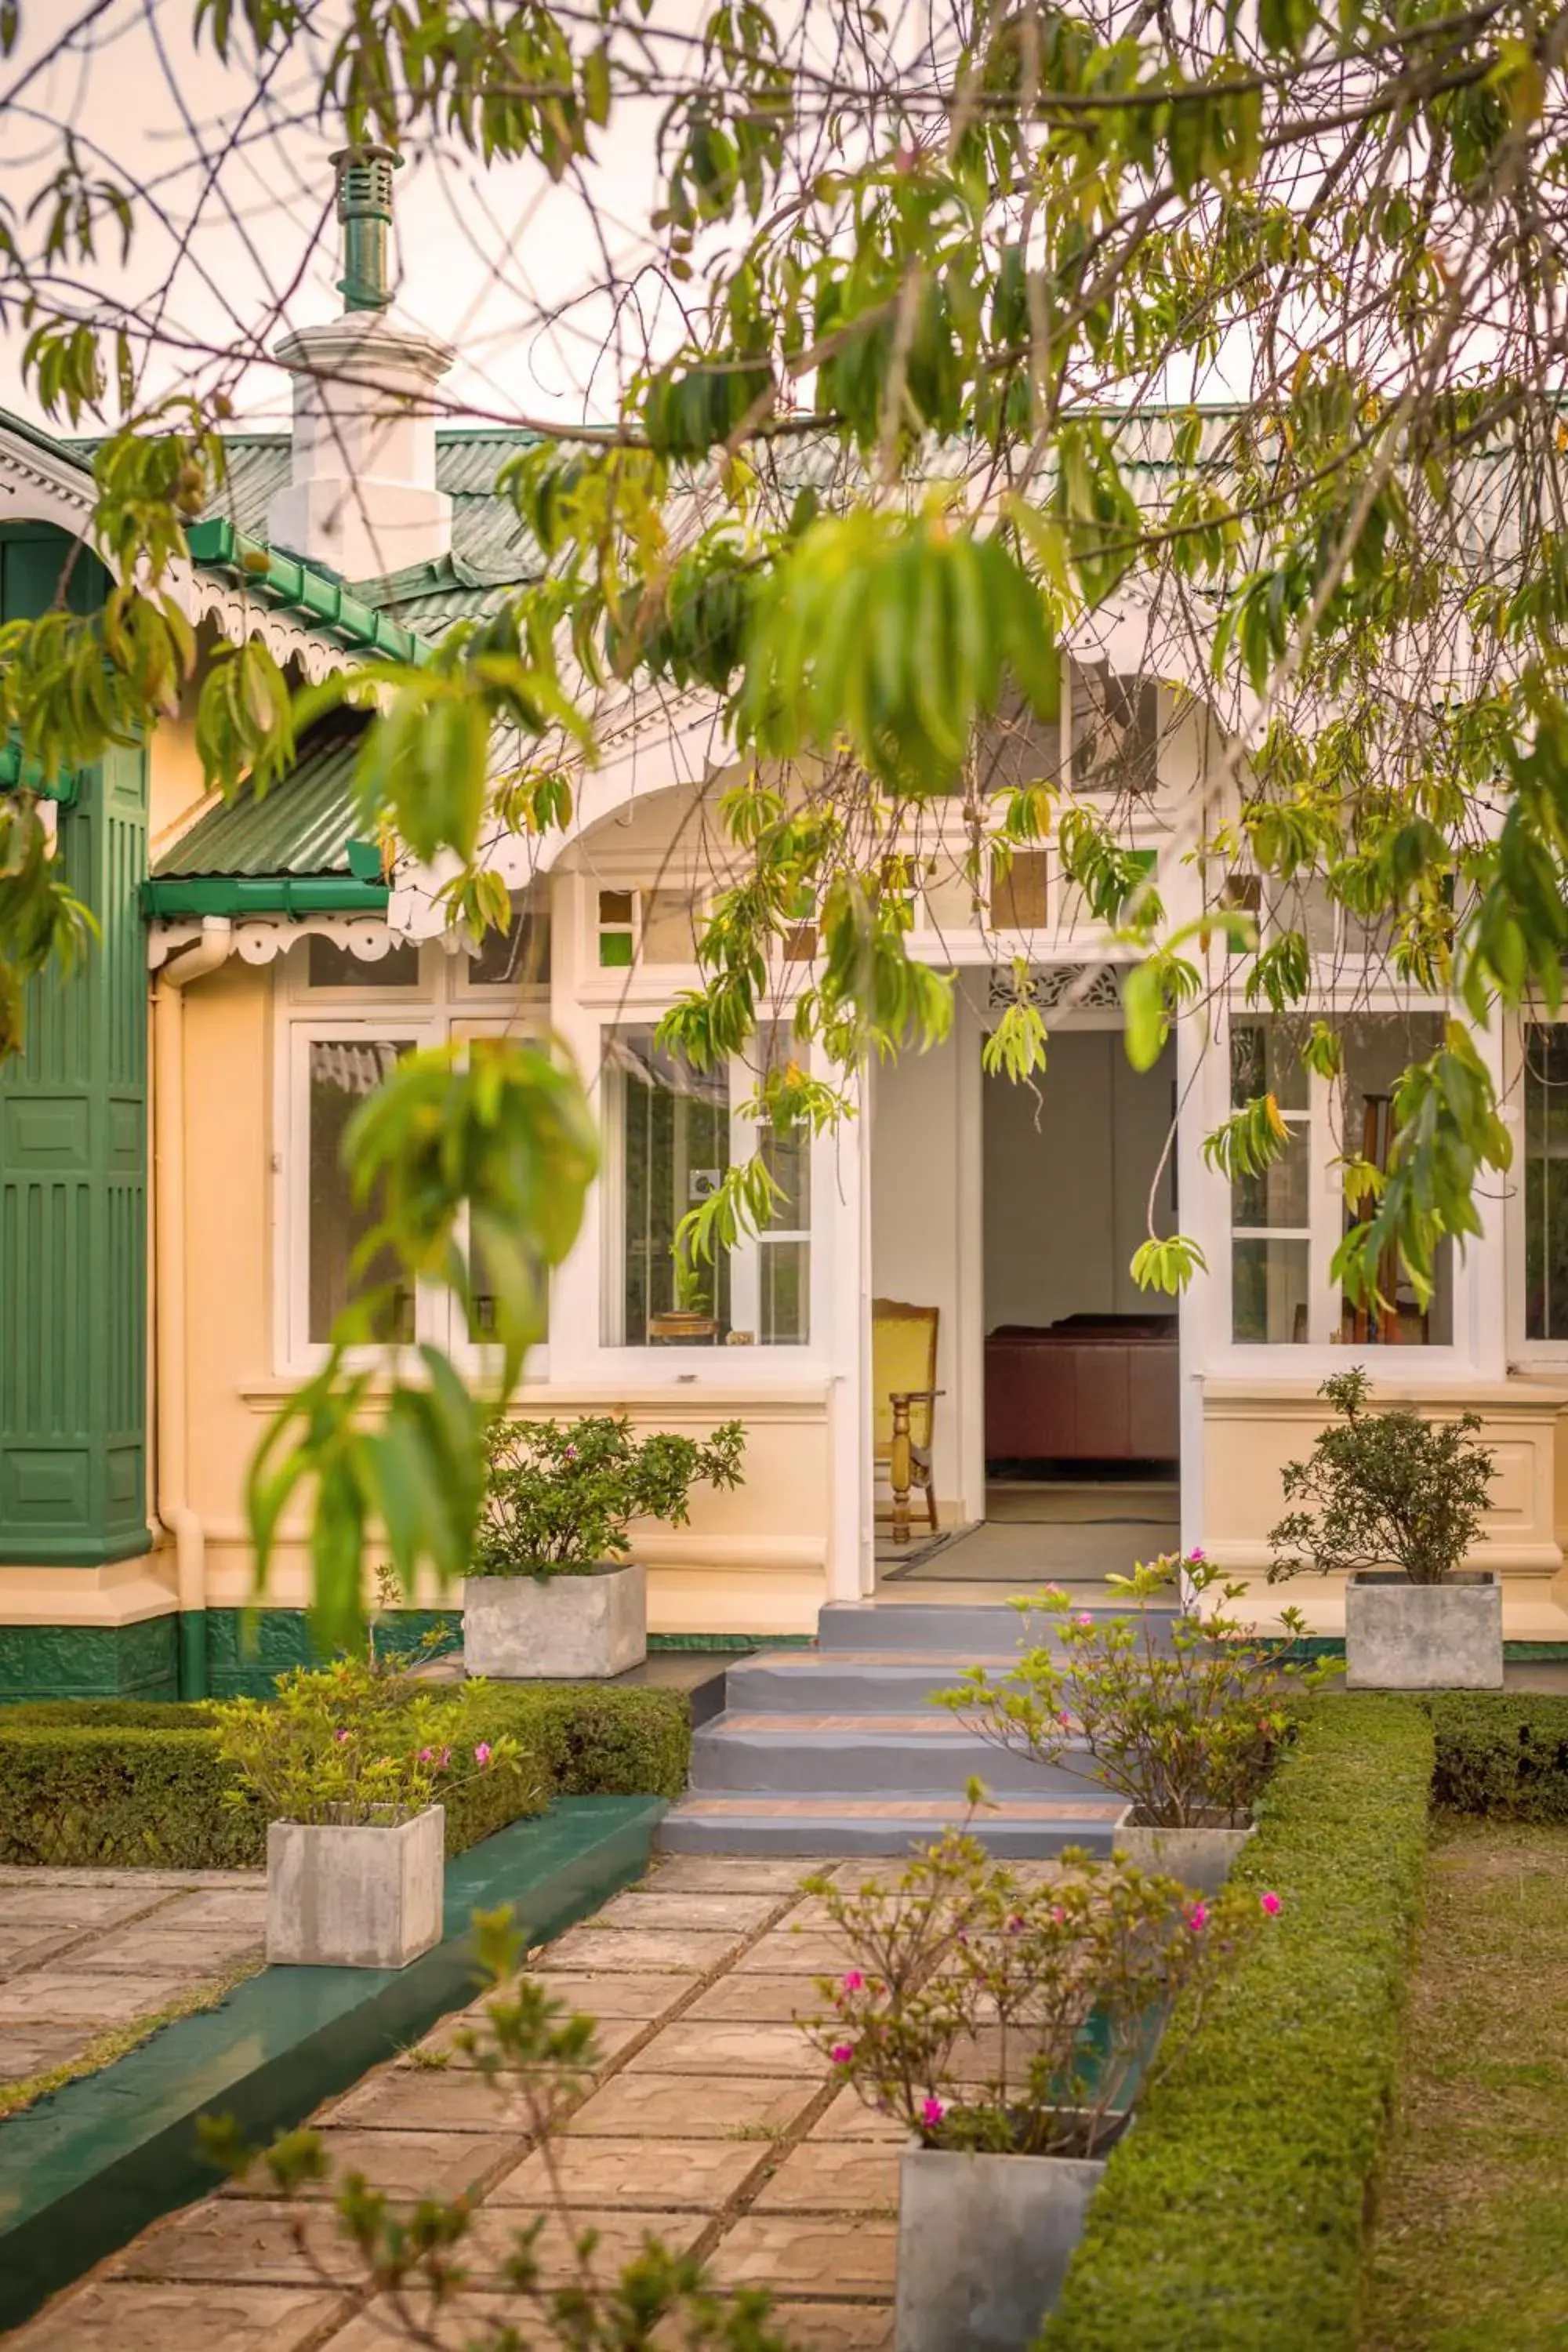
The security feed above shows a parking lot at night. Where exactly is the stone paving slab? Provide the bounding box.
[753,2142,901,2212]
[9,2281,351,2350]
[12,1846,902,2347]
[0,1972,182,2026]
[0,2023,97,2083]
[492,2134,764,2209]
[60,1922,263,1976]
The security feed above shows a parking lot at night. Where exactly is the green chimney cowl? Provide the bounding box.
[330,143,401,313]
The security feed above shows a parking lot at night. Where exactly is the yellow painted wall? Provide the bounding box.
[176,958,833,1636]
[1202,1375,1568,1639]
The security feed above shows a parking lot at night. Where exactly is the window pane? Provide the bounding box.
[1232,1120,1309,1230]
[760,1240,809,1345]
[1232,1237,1310,1343]
[308,1039,415,1343]
[641,887,700,964]
[465,1039,547,1345]
[1070,660,1158,793]
[1340,1014,1450,1344]
[306,935,419,987]
[990,850,1048,930]
[608,1027,731,1343]
[468,887,550,988]
[1524,1023,1568,1342]
[761,1118,810,1231]
[1230,1018,1308,1112]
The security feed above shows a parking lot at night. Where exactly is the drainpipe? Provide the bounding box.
[154,918,234,1697]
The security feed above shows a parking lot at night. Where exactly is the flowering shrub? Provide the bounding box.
[800,1815,1277,2159]
[211,1656,528,1827]
[939,1554,1337,1830]
[1269,1366,1497,1586]
[201,1906,793,2351]
[473,1413,746,1577]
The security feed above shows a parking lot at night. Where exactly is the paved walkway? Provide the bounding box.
[0,1867,267,2105]
[13,1855,898,2351]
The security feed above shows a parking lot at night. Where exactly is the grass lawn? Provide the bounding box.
[1362,1817,1568,2351]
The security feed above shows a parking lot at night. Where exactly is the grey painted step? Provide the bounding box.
[816,1602,1179,1655]
[656,1792,1128,1859]
[689,1712,1092,1797]
[725,1653,1024,1713]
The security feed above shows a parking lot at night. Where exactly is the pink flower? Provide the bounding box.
[1076,1611,1094,1629]
[1189,1547,1205,1563]
[920,2096,946,2127]
[841,1970,864,1992]
[437,1747,452,1770]
[1260,1891,1282,1918]
[830,2043,855,2066]
[1187,1902,1210,1933]
[418,1747,434,1763]
[333,1728,350,1743]
[474,1742,492,1766]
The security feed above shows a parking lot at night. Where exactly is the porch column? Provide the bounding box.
[826,1062,873,1601]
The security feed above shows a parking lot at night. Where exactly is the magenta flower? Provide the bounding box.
[1189,1547,1205,1563]
[830,2042,855,2066]
[474,1741,492,1766]
[333,1728,350,1743]
[418,1747,434,1763]
[1076,1611,1095,1629]
[1187,1902,1210,1934]
[920,2096,946,2127]
[841,1969,864,1992]
[1259,1890,1282,1918]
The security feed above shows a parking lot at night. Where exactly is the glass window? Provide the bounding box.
[990,849,1049,931]
[1229,1019,1311,1343]
[1070,661,1158,794]
[463,1036,548,1345]
[467,886,550,989]
[306,935,419,988]
[1525,1023,1568,1342]
[307,1037,416,1343]
[598,890,635,967]
[608,1027,732,1343]
[641,887,701,964]
[603,1024,811,1347]
[1339,1014,1451,1345]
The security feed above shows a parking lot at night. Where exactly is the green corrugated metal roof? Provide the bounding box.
[154,714,374,880]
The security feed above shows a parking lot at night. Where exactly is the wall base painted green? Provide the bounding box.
[0,1609,812,1701]
[0,1614,178,1702]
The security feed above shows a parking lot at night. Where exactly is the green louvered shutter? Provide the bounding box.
[0,524,151,1565]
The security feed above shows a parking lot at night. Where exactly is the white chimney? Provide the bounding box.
[267,147,455,584]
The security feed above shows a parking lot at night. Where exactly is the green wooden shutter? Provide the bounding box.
[0,525,151,1565]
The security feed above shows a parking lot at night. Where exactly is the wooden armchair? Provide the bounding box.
[873,1298,942,1544]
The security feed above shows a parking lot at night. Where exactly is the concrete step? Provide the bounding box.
[656,1791,1128,1859]
[688,1711,1090,1797]
[724,1653,1024,1714]
[815,1600,1178,1656]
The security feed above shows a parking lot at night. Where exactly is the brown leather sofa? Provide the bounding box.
[984,1313,1179,1464]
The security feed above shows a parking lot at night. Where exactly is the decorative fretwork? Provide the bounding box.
[986,963,1125,1011]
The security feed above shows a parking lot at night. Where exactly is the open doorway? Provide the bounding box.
[883,1024,1181,1587]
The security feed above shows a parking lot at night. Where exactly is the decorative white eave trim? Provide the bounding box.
[0,423,354,684]
[147,911,401,971]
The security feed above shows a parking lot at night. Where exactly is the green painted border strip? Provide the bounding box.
[0,1792,662,2332]
[1275,1638,1568,1663]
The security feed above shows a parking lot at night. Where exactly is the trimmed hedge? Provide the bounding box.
[1426,1692,1568,1820]
[0,1684,690,1868]
[1039,1697,1433,2352]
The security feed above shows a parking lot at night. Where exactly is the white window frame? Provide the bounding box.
[275,927,552,1380]
[1205,990,1476,1377]
[587,1004,833,1370]
[1506,1006,1568,1367]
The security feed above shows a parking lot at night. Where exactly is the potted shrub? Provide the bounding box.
[800,1820,1276,2352]
[1269,1367,1501,1689]
[464,1414,746,1678]
[648,1254,720,1344]
[940,1553,1334,1892]
[212,1659,518,1969]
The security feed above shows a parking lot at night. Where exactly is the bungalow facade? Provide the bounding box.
[3,284,1568,1701]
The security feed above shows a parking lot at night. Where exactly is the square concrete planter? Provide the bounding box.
[266,1803,445,1970]
[1116,1815,1255,1896]
[463,1563,646,1679]
[1345,1570,1503,1690]
[895,2143,1106,2352]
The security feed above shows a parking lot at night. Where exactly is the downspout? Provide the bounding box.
[154,918,234,1697]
